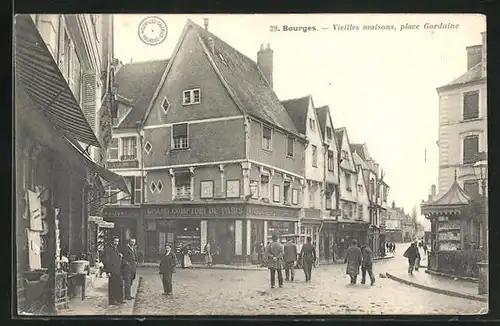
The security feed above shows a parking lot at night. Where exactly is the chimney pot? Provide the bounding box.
[466,45,482,71]
[257,42,273,88]
[204,18,209,30]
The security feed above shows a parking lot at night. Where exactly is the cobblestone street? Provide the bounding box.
[134,259,486,315]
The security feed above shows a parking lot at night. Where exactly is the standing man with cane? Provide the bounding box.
[122,238,138,300]
[300,236,316,282]
[104,236,124,305]
[266,233,284,288]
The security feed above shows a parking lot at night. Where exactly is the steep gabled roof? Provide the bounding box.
[281,95,311,135]
[315,105,329,140]
[335,127,357,172]
[438,61,485,91]
[334,129,343,150]
[114,59,170,128]
[350,144,365,160]
[187,21,299,135]
[352,151,368,170]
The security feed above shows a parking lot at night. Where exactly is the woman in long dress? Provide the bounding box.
[183,245,193,268]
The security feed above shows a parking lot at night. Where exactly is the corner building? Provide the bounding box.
[105,19,306,264]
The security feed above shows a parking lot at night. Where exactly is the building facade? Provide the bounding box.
[435,32,487,249]
[15,15,126,314]
[104,19,306,263]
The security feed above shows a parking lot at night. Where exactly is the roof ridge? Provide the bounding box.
[282,94,311,103]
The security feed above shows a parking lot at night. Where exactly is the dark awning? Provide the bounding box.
[14,15,101,147]
[65,136,130,195]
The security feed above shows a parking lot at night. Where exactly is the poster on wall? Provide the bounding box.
[200,220,207,251]
[235,220,242,255]
[201,181,214,199]
[28,190,43,231]
[26,229,41,270]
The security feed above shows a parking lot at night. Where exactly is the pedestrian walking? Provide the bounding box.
[104,236,124,305]
[414,242,422,271]
[121,238,138,300]
[204,242,213,267]
[159,244,177,296]
[181,244,193,269]
[403,242,419,274]
[331,241,336,263]
[360,244,375,285]
[300,236,317,282]
[283,237,297,281]
[266,234,284,288]
[345,239,362,284]
[257,242,264,266]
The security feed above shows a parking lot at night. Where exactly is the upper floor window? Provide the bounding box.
[262,125,272,151]
[328,150,334,171]
[358,204,363,220]
[283,180,291,205]
[119,176,142,204]
[286,137,295,158]
[345,173,352,191]
[342,150,349,161]
[172,123,189,150]
[121,137,137,160]
[309,118,316,131]
[463,135,479,164]
[175,173,191,200]
[326,126,332,139]
[464,180,479,198]
[358,184,363,194]
[183,89,201,105]
[108,138,119,160]
[260,174,270,200]
[383,187,388,202]
[312,145,318,167]
[463,91,479,120]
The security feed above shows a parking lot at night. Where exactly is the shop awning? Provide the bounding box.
[65,136,130,195]
[14,15,101,147]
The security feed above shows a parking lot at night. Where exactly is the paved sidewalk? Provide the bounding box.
[57,274,140,315]
[386,270,487,302]
[138,254,394,271]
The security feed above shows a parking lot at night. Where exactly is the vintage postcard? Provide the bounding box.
[14,13,488,316]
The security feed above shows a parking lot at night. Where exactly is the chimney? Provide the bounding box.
[466,45,481,70]
[431,184,436,199]
[392,201,396,209]
[257,43,273,88]
[481,32,487,77]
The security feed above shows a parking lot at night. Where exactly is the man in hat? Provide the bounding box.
[266,233,284,288]
[300,236,316,282]
[283,237,298,281]
[345,239,362,284]
[121,238,138,300]
[104,236,124,305]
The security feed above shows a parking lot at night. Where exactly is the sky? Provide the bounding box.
[113,14,486,229]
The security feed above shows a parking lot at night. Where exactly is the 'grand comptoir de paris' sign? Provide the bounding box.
[144,204,246,218]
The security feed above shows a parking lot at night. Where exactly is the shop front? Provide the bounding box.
[102,206,142,260]
[142,202,300,264]
[335,221,370,260]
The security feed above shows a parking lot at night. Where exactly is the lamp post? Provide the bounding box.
[473,151,488,295]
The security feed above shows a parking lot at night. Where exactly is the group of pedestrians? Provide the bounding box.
[345,239,376,285]
[386,242,396,253]
[265,234,317,288]
[103,237,138,305]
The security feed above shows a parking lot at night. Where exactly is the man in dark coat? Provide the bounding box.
[300,236,317,282]
[159,244,178,295]
[345,239,362,284]
[104,236,124,305]
[403,242,420,275]
[360,244,375,285]
[266,234,284,288]
[283,237,298,281]
[121,238,138,300]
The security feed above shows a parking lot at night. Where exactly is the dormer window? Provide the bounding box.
[161,97,170,114]
[326,126,332,139]
[183,89,201,105]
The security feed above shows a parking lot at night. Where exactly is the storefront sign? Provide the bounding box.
[103,207,141,218]
[247,204,300,220]
[235,220,243,255]
[267,220,294,235]
[144,204,246,218]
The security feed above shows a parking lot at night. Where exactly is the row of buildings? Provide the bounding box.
[421,32,487,280]
[384,202,423,243]
[102,18,392,264]
[15,15,129,313]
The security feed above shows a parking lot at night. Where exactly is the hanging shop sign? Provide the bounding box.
[103,207,141,218]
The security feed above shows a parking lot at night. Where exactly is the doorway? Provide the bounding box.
[208,220,235,264]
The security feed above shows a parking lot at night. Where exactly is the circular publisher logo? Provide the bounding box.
[138,16,168,46]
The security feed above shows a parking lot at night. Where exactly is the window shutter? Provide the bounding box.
[70,46,82,104]
[173,124,188,137]
[82,70,98,132]
[463,136,479,163]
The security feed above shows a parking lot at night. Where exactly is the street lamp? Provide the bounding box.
[473,151,488,295]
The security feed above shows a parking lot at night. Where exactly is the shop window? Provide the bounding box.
[262,125,272,151]
[312,145,318,167]
[200,180,214,199]
[121,137,137,160]
[108,138,119,160]
[463,91,479,120]
[283,180,291,205]
[175,173,191,200]
[292,189,299,205]
[328,150,334,171]
[172,123,189,150]
[260,175,269,200]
